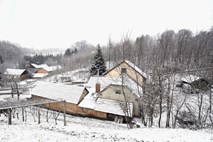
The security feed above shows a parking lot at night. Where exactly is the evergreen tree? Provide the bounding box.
[0,55,3,64]
[64,48,71,56]
[90,44,106,76]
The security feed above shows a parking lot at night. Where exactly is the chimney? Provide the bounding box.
[96,83,100,93]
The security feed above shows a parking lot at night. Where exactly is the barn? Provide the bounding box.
[30,81,89,115]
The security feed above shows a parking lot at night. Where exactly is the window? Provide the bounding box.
[121,68,127,74]
[115,90,121,94]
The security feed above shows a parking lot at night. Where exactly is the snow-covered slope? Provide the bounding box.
[0,108,212,142]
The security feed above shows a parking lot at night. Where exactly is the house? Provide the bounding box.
[31,63,61,73]
[78,75,142,121]
[78,84,135,122]
[27,68,48,79]
[104,60,147,87]
[29,63,61,78]
[4,68,30,81]
[175,75,212,93]
[86,76,143,96]
[99,84,140,116]
[30,81,89,115]
[30,63,50,74]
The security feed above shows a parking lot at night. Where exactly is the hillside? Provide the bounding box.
[0,108,212,142]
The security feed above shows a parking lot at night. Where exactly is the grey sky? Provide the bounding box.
[0,0,213,50]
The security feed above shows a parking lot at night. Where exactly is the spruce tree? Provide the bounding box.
[90,44,106,76]
[0,55,3,64]
[64,48,71,56]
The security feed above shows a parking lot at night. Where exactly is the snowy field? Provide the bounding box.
[0,108,212,142]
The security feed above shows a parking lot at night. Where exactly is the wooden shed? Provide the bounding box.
[4,68,30,81]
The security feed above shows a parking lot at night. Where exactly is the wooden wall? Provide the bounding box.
[36,68,48,74]
[100,85,140,117]
[105,62,144,86]
[31,95,107,119]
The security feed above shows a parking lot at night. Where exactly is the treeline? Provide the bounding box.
[21,54,63,68]
[105,28,213,75]
[0,41,24,67]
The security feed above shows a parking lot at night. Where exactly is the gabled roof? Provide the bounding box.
[78,88,97,109]
[4,68,26,76]
[31,63,52,72]
[104,60,147,79]
[86,76,121,91]
[86,76,143,97]
[94,98,133,117]
[33,73,48,78]
[78,89,133,117]
[124,60,147,79]
[31,81,87,104]
[181,75,200,84]
[31,63,62,72]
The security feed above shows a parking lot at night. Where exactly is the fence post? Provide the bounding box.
[8,108,12,125]
[38,106,40,124]
[22,107,24,122]
[63,101,66,126]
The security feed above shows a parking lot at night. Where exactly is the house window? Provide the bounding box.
[115,90,121,94]
[121,68,127,74]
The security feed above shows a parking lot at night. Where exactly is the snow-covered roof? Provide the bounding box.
[4,68,26,76]
[33,73,48,78]
[31,81,86,104]
[78,88,97,109]
[31,63,52,72]
[49,65,62,71]
[86,76,121,91]
[78,88,133,117]
[86,76,143,97]
[94,98,133,117]
[124,60,147,79]
[181,75,200,83]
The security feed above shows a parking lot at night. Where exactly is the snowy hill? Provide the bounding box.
[0,108,212,142]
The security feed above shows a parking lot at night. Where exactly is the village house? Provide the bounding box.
[78,61,147,121]
[29,63,62,78]
[30,81,89,115]
[30,63,50,74]
[99,84,140,116]
[104,60,147,87]
[176,74,211,93]
[4,68,31,81]
[78,76,141,121]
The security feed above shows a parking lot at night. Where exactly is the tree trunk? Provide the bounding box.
[166,79,171,128]
[158,76,162,128]
[197,94,203,128]
[166,94,170,128]
[210,86,212,127]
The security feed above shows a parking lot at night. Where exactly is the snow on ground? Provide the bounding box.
[0,108,212,142]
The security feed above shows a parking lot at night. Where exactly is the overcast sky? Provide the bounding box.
[0,0,213,50]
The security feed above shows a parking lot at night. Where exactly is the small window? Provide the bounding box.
[121,68,127,74]
[115,90,121,94]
